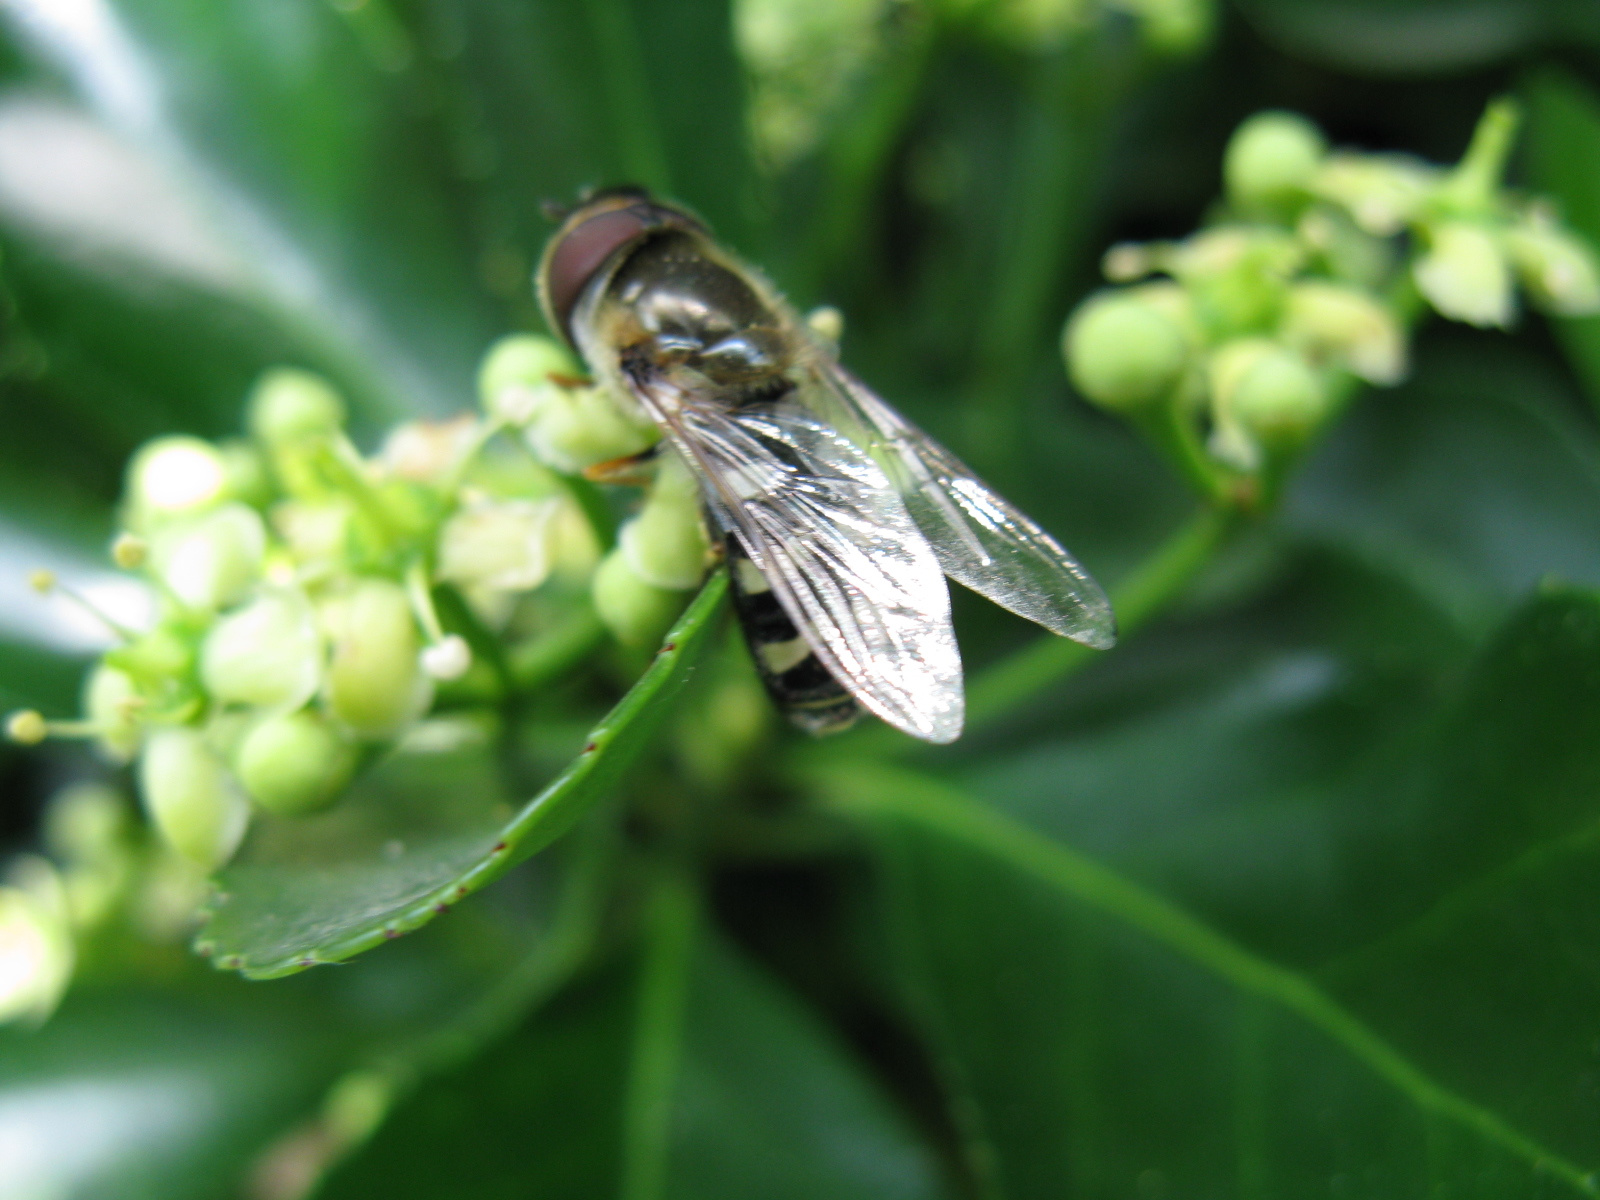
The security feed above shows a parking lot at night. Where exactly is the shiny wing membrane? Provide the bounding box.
[627,376,965,743]
[809,360,1116,650]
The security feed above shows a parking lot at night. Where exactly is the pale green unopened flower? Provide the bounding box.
[1064,289,1191,410]
[1282,281,1406,385]
[524,383,657,475]
[200,588,323,711]
[1210,338,1325,449]
[1224,111,1325,212]
[44,783,133,929]
[0,862,73,1024]
[272,499,357,576]
[1414,220,1513,328]
[1504,218,1600,317]
[592,547,691,648]
[83,664,143,760]
[127,436,230,526]
[322,578,431,739]
[1311,153,1438,237]
[233,710,356,816]
[150,502,267,611]
[619,452,710,590]
[1110,0,1211,54]
[478,334,582,426]
[249,368,347,446]
[437,496,562,593]
[138,728,251,869]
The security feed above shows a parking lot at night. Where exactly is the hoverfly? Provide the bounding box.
[537,188,1114,743]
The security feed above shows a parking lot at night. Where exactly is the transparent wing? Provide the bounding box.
[810,362,1116,650]
[631,379,964,743]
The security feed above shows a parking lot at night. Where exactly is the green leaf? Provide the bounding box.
[320,893,951,1200]
[196,572,728,979]
[819,584,1600,1196]
[1286,337,1600,630]
[1233,0,1598,75]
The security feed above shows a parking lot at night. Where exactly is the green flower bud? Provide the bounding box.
[249,368,346,446]
[149,502,266,611]
[126,436,229,526]
[107,626,194,680]
[138,727,251,869]
[525,384,656,475]
[1311,153,1438,236]
[272,499,356,573]
[1114,0,1211,54]
[478,334,581,426]
[1210,339,1326,448]
[437,496,561,593]
[0,868,73,1024]
[44,782,129,864]
[1282,281,1406,386]
[592,547,690,648]
[83,664,143,760]
[218,439,273,508]
[1064,288,1191,410]
[200,589,322,711]
[1224,111,1325,212]
[619,453,710,590]
[1504,219,1600,317]
[1414,220,1513,329]
[323,578,431,739]
[233,709,356,816]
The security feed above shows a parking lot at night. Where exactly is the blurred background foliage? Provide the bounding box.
[4,0,1600,1198]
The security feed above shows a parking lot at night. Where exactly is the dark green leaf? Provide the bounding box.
[820,582,1600,1197]
[197,572,728,978]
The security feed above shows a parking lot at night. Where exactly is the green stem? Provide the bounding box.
[620,868,699,1200]
[964,503,1234,730]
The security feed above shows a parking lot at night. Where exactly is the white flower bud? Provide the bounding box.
[1224,111,1325,211]
[127,436,229,525]
[138,727,251,869]
[379,416,482,484]
[592,547,691,648]
[420,634,472,681]
[323,578,432,739]
[1414,221,1513,329]
[1282,282,1406,386]
[150,502,267,611]
[200,588,323,711]
[0,866,73,1024]
[619,452,710,590]
[83,664,142,760]
[249,368,346,446]
[1504,218,1600,317]
[437,496,561,593]
[233,709,356,816]
[272,499,356,574]
[1064,287,1192,411]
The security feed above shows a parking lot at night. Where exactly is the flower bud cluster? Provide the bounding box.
[10,338,712,873]
[938,0,1212,56]
[1064,101,1600,489]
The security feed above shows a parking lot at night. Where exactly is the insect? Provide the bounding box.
[537,188,1115,743]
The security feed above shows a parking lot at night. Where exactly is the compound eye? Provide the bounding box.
[539,206,656,345]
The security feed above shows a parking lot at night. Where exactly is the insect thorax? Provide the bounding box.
[597,232,796,409]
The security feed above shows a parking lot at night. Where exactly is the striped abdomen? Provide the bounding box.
[724,536,860,736]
